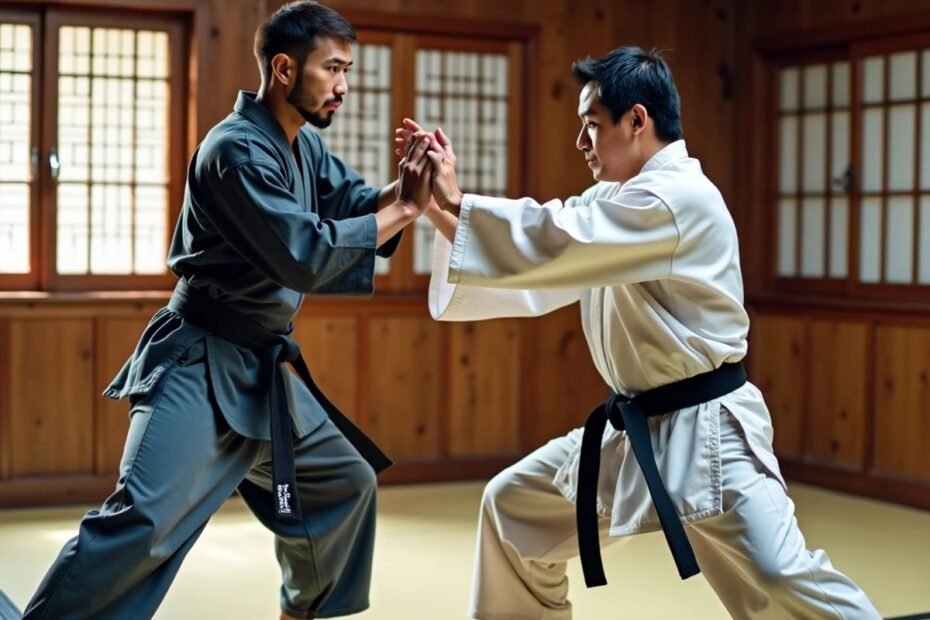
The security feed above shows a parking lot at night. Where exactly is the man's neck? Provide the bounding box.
[255,86,300,145]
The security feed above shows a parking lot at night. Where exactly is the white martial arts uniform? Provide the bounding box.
[429,141,880,619]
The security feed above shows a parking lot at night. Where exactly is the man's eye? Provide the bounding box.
[586,122,598,130]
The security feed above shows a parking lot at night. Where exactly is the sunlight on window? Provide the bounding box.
[57,26,169,275]
[0,22,33,274]
[412,50,509,275]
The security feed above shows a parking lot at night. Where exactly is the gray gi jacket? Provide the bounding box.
[105,90,401,440]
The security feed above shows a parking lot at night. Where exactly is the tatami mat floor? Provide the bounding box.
[1,481,928,619]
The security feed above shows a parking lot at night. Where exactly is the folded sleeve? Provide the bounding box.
[447,180,680,290]
[429,231,581,321]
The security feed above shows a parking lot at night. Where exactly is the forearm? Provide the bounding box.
[426,207,458,242]
[376,182,399,211]
[374,201,419,246]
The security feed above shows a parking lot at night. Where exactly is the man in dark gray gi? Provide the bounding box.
[21,2,435,619]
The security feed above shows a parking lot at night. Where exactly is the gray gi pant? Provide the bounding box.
[23,340,377,620]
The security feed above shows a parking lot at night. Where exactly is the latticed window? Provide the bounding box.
[319,31,524,292]
[0,9,186,291]
[773,35,930,300]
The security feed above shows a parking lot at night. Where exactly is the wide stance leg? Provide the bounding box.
[23,343,261,620]
[471,429,614,620]
[688,411,880,620]
[238,418,378,619]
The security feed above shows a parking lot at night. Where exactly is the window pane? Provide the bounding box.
[317,43,393,276]
[830,197,848,277]
[862,56,884,104]
[923,50,930,98]
[414,48,510,275]
[56,182,89,274]
[57,26,172,276]
[885,196,913,283]
[920,103,930,190]
[134,185,166,273]
[779,116,798,193]
[832,61,850,107]
[889,51,917,101]
[802,113,826,192]
[89,184,132,274]
[803,64,828,109]
[920,196,930,284]
[859,197,882,283]
[861,108,884,192]
[801,198,825,277]
[778,198,797,276]
[830,111,849,192]
[0,22,32,273]
[888,104,916,191]
[779,67,799,112]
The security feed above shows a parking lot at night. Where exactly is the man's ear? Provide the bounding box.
[630,104,648,132]
[270,53,295,86]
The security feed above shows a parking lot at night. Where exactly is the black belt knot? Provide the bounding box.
[576,362,747,588]
[167,280,392,523]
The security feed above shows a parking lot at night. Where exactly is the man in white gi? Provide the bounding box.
[398,46,880,619]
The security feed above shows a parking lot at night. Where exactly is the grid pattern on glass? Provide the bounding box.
[413,50,509,275]
[858,49,930,285]
[316,43,392,275]
[776,61,851,280]
[0,22,32,274]
[56,26,170,275]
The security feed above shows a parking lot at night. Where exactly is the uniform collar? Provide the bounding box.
[234,90,293,151]
[640,139,688,173]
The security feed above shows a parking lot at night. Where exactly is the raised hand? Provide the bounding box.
[396,133,434,213]
[425,127,463,214]
[394,118,424,157]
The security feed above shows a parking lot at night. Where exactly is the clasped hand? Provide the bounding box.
[395,118,463,215]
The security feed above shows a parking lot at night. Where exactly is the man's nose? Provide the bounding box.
[335,74,348,96]
[576,128,589,152]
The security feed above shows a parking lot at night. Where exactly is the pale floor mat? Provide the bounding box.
[0,481,928,619]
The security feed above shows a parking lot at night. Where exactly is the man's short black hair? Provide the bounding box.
[254,1,356,81]
[571,46,683,142]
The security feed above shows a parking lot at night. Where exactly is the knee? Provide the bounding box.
[480,468,520,516]
[745,553,800,599]
[345,458,378,500]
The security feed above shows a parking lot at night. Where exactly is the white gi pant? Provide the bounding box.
[470,410,880,620]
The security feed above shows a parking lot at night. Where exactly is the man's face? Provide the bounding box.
[575,82,638,183]
[287,36,352,129]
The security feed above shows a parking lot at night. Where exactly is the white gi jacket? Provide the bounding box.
[429,140,786,538]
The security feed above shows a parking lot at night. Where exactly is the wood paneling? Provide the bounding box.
[873,325,930,481]
[748,314,807,459]
[8,319,94,476]
[448,320,520,456]
[366,317,441,459]
[291,317,360,421]
[805,320,868,469]
[524,306,608,451]
[94,318,150,474]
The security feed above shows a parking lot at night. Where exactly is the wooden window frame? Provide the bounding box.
[345,12,536,295]
[0,6,188,292]
[0,9,42,291]
[761,23,930,303]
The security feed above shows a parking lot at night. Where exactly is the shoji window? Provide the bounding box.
[0,9,186,291]
[774,36,930,299]
[319,31,524,292]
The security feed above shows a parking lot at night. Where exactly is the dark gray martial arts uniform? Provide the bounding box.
[23,91,401,620]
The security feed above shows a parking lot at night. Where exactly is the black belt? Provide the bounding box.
[167,279,392,522]
[577,362,747,587]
